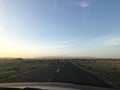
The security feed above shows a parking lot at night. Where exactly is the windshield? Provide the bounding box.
[0,0,120,89]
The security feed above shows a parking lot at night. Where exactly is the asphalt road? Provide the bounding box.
[3,62,111,88]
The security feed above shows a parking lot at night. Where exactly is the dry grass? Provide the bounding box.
[72,59,120,89]
[0,59,59,81]
[94,60,120,68]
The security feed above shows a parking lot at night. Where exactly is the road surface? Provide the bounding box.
[3,62,111,88]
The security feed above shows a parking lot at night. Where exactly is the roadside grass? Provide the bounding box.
[72,59,120,89]
[0,59,60,81]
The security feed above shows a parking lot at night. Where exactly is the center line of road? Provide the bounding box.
[56,69,60,73]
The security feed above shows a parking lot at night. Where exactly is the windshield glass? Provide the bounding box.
[0,0,120,89]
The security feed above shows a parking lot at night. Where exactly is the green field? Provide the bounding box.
[72,59,120,89]
[0,58,59,81]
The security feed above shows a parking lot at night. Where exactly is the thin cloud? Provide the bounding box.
[106,37,120,46]
[38,45,72,50]
[79,1,90,8]
[94,34,120,46]
[73,1,90,8]
[58,40,75,44]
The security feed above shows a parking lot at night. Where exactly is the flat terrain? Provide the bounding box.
[3,61,111,88]
[0,59,58,81]
[72,59,120,89]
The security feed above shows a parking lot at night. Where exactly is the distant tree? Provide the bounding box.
[112,67,117,71]
[87,61,90,63]
[16,58,23,61]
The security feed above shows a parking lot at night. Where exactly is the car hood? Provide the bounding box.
[0,82,115,90]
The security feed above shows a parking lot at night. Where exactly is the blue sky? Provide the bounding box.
[0,0,120,58]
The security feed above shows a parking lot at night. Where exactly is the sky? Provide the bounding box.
[0,0,120,58]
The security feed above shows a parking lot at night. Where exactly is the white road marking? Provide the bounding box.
[48,78,52,81]
[48,63,65,81]
[56,69,61,73]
